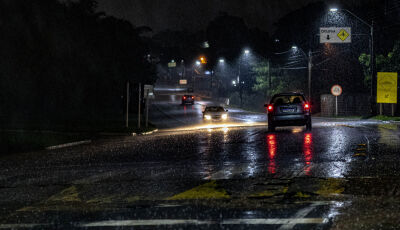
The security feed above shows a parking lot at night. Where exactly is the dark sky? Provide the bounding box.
[96,0,371,33]
[96,0,326,33]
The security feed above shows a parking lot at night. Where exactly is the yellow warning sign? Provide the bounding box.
[377,72,397,103]
[337,29,350,41]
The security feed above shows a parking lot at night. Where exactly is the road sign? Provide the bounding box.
[320,27,351,43]
[168,61,176,68]
[331,85,343,96]
[179,79,187,85]
[377,72,397,104]
[143,84,155,99]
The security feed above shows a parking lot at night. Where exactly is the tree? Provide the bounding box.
[359,40,400,87]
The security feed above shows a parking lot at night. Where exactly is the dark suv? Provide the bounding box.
[182,95,195,105]
[265,93,311,132]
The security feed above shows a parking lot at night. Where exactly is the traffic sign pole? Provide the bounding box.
[331,85,343,117]
[336,96,338,117]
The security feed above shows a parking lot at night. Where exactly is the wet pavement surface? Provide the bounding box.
[1,93,400,229]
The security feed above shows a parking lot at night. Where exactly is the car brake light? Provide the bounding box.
[304,103,310,110]
[191,96,194,99]
[267,105,273,112]
[183,96,186,99]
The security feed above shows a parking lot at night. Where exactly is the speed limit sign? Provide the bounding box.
[331,85,342,96]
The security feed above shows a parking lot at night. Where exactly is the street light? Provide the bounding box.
[329,8,375,114]
[292,45,312,102]
[219,58,225,63]
[237,49,251,107]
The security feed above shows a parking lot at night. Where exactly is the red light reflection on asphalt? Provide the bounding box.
[267,134,277,174]
[303,133,313,175]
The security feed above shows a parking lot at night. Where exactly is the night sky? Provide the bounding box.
[96,0,329,33]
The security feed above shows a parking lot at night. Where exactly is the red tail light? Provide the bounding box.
[267,105,273,112]
[191,96,194,99]
[183,96,186,100]
[304,103,310,110]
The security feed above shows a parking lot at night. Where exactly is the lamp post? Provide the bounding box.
[292,46,312,102]
[330,8,375,114]
[238,49,250,107]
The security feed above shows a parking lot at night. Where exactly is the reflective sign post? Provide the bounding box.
[377,72,398,116]
[331,85,343,117]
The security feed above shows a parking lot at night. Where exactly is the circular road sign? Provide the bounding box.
[331,85,343,96]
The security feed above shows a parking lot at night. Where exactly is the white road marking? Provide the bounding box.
[204,164,252,180]
[80,218,326,227]
[0,224,48,229]
[278,202,323,230]
[46,140,91,150]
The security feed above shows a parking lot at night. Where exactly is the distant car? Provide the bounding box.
[203,106,228,122]
[265,93,311,132]
[182,95,195,105]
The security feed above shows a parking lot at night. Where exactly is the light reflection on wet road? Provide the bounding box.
[0,94,400,229]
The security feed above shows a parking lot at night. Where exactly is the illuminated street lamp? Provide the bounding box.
[219,58,225,63]
[292,45,312,102]
[195,60,201,66]
[200,56,207,64]
[329,7,375,113]
[237,49,251,107]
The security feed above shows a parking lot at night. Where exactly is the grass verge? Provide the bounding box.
[370,115,400,121]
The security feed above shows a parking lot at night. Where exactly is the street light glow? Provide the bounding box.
[219,58,225,63]
[291,45,298,49]
[244,49,250,54]
[330,8,338,12]
[195,61,201,66]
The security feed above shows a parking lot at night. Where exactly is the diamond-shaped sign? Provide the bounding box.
[320,27,351,43]
[337,29,349,41]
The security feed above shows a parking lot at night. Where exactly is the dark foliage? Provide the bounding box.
[0,0,156,127]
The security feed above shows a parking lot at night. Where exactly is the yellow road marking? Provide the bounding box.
[249,187,288,198]
[316,178,344,196]
[47,186,81,203]
[167,181,230,200]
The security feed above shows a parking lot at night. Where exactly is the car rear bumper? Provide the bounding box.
[269,114,310,126]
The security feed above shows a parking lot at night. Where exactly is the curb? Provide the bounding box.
[46,140,92,150]
[133,129,159,136]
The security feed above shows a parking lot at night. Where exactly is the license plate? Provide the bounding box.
[282,108,295,113]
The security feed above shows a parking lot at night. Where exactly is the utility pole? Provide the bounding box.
[125,81,130,128]
[308,50,312,102]
[138,83,141,129]
[145,89,149,128]
[370,20,375,114]
[238,56,243,107]
[268,59,271,88]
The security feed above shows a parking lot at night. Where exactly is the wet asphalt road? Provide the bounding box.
[1,93,400,229]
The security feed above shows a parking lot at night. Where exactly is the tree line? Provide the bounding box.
[0,0,156,128]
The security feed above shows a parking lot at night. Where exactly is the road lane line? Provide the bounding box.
[0,224,48,229]
[277,202,322,230]
[80,218,326,227]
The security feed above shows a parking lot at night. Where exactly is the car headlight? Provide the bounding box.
[222,114,228,120]
[205,115,211,120]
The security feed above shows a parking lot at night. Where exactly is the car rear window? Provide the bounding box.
[271,95,305,105]
[205,107,225,112]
